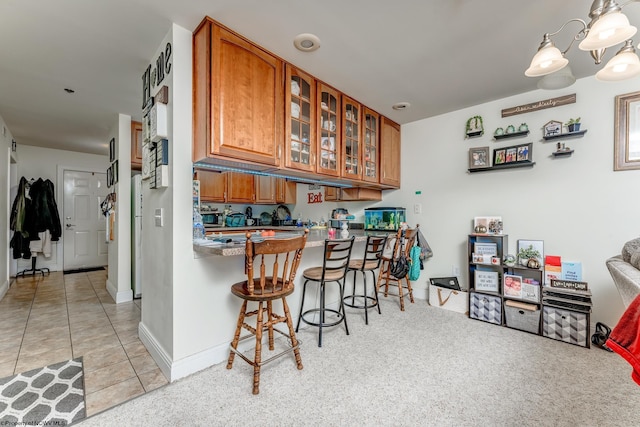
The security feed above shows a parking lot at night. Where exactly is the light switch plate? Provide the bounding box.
[414,203,422,214]
[154,208,163,227]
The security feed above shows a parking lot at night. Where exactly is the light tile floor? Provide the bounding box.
[0,269,168,416]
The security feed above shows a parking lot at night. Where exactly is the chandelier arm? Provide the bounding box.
[547,18,588,38]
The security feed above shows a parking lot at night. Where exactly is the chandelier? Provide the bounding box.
[525,0,640,88]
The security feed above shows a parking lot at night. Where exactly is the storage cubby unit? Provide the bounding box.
[466,234,590,347]
[467,234,542,335]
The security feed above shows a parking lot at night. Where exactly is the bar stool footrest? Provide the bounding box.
[343,295,378,309]
[299,308,345,328]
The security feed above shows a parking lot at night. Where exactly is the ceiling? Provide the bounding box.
[1,0,638,156]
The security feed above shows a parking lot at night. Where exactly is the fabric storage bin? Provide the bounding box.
[505,300,540,334]
[542,305,589,347]
[470,292,502,325]
[429,285,469,314]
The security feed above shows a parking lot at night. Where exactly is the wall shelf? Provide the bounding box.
[494,130,529,140]
[551,150,574,157]
[468,161,535,173]
[543,129,587,141]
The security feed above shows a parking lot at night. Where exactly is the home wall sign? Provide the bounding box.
[141,42,172,108]
[501,94,576,118]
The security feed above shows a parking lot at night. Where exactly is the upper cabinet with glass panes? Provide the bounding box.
[342,96,362,181]
[363,107,380,183]
[317,83,341,177]
[285,65,316,172]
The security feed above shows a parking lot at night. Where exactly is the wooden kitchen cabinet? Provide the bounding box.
[276,179,297,204]
[255,176,297,204]
[195,169,226,203]
[131,121,143,171]
[195,170,256,203]
[226,172,255,203]
[380,117,401,188]
[317,83,341,177]
[342,96,362,181]
[324,186,381,202]
[363,108,380,184]
[193,18,283,167]
[285,65,316,173]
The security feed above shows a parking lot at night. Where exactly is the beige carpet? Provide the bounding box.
[78,299,639,426]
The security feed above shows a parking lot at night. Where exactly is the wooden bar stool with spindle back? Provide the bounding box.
[226,229,308,394]
[376,225,419,311]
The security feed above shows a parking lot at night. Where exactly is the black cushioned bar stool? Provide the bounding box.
[344,235,388,324]
[296,236,355,347]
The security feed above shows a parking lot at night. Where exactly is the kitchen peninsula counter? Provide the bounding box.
[194,228,384,257]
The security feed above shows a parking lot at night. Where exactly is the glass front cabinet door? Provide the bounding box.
[342,96,362,180]
[285,65,315,172]
[363,107,380,183]
[317,83,341,177]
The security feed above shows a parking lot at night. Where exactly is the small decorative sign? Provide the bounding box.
[307,192,323,204]
[550,279,588,291]
[501,94,576,118]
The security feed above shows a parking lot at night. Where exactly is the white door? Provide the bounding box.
[63,170,108,270]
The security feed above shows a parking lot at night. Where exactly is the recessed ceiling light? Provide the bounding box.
[392,102,410,111]
[293,33,321,52]
[64,88,75,94]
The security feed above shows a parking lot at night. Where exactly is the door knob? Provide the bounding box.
[66,223,76,228]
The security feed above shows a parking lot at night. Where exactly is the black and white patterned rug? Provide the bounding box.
[0,357,86,425]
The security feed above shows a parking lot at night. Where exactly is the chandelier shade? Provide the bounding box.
[596,40,640,80]
[537,65,577,90]
[525,43,569,77]
[579,11,637,50]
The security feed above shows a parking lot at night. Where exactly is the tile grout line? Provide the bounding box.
[13,275,40,375]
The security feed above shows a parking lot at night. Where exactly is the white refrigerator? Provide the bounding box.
[132,174,143,298]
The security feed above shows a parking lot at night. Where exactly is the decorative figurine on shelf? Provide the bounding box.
[565,117,581,133]
[494,127,504,136]
[465,115,484,138]
[474,224,487,234]
[503,254,516,267]
[519,123,529,132]
[505,124,516,134]
[544,120,562,137]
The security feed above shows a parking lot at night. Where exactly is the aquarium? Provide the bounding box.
[364,207,406,231]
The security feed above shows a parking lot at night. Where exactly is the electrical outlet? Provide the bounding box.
[414,203,422,214]
[452,265,460,276]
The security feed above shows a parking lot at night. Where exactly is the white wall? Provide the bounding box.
[0,115,12,298]
[106,114,133,303]
[12,145,109,273]
[139,25,182,378]
[383,77,640,327]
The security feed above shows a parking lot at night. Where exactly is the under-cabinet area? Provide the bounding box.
[191,17,401,190]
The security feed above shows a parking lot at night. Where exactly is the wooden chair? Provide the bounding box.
[226,230,308,394]
[296,236,355,347]
[376,226,419,311]
[344,235,388,324]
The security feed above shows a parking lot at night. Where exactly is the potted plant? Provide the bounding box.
[517,245,541,267]
[566,117,581,133]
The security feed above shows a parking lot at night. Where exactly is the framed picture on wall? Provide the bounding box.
[469,146,490,169]
[109,138,116,162]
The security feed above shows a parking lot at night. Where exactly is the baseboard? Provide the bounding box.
[105,278,133,304]
[138,322,173,381]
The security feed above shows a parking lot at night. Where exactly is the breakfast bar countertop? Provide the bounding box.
[193,228,380,257]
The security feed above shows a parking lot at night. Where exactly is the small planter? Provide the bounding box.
[568,123,581,133]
